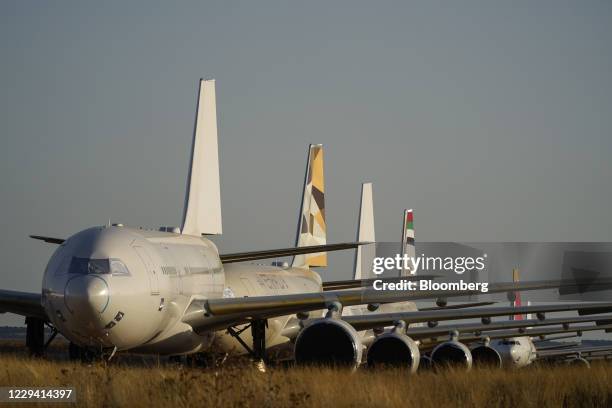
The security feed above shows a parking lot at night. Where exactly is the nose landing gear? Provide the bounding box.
[25,317,45,356]
[25,317,58,357]
[68,342,103,363]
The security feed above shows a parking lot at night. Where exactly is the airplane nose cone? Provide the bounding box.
[509,347,520,362]
[64,275,110,314]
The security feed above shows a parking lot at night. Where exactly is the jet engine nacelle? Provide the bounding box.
[431,340,473,370]
[294,318,362,369]
[470,345,502,368]
[366,332,420,373]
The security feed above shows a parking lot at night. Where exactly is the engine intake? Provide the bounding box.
[566,357,590,368]
[431,340,473,370]
[367,332,420,373]
[294,318,362,368]
[470,345,502,368]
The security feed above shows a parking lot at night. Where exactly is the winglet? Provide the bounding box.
[292,144,327,267]
[181,79,222,236]
[353,183,375,280]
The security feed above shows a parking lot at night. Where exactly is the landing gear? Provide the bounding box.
[68,342,101,363]
[169,355,184,364]
[25,317,59,357]
[251,319,266,363]
[419,354,433,370]
[68,342,80,361]
[251,319,267,372]
[25,317,45,356]
[185,352,228,368]
[226,319,268,371]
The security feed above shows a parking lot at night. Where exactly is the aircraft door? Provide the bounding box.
[133,246,160,295]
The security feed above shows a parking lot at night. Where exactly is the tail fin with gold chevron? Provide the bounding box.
[292,144,327,267]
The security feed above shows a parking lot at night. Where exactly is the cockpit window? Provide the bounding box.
[89,259,109,274]
[110,259,130,275]
[68,258,130,275]
[69,258,110,274]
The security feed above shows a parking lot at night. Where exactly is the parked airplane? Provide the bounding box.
[376,211,612,370]
[2,79,611,370]
[484,270,536,368]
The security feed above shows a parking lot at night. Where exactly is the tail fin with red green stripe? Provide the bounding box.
[510,268,524,320]
[400,209,415,276]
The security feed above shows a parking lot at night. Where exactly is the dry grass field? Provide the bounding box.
[0,341,611,408]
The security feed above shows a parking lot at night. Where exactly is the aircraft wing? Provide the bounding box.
[534,341,582,350]
[322,275,439,291]
[343,302,612,331]
[0,289,47,320]
[418,301,497,311]
[418,323,612,352]
[29,235,65,245]
[28,236,366,264]
[27,236,369,322]
[533,334,582,342]
[204,277,612,318]
[30,235,371,263]
[537,344,612,358]
[483,323,612,341]
[405,314,612,340]
[183,277,612,332]
[219,242,366,263]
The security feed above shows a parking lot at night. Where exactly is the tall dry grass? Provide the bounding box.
[0,353,611,408]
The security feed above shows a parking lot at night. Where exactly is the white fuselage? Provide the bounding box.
[490,336,537,368]
[42,225,322,355]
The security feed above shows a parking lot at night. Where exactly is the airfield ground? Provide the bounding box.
[0,341,611,407]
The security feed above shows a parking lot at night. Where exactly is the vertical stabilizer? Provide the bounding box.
[181,79,222,236]
[292,144,326,267]
[525,301,532,320]
[400,209,415,276]
[510,268,524,320]
[353,183,376,280]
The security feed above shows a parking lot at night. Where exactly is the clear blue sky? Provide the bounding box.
[1,1,611,327]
